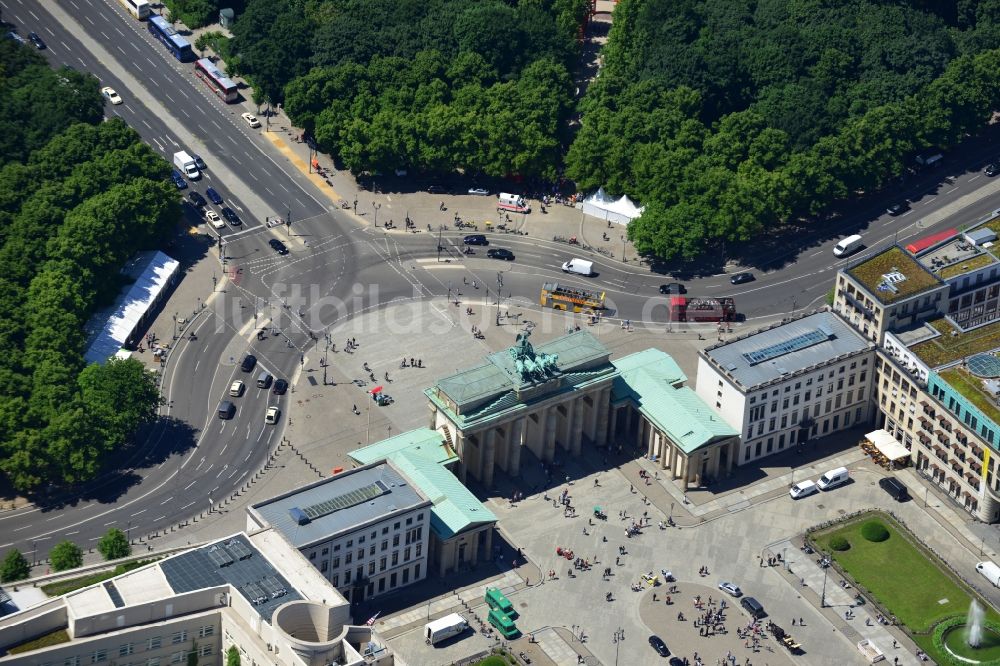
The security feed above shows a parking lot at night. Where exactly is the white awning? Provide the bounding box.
[865,429,911,461]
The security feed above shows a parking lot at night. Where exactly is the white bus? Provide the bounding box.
[119,0,151,20]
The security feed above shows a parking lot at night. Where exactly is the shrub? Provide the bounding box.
[830,535,851,551]
[860,520,890,542]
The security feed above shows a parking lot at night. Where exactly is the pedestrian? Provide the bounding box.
[892,640,897,648]
[792,619,795,626]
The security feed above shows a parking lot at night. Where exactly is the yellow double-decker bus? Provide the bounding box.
[540,282,605,312]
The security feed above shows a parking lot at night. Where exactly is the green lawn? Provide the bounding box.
[818,517,996,633]
[474,656,510,666]
[6,629,70,654]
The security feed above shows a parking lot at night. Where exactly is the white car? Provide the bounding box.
[205,210,224,229]
[241,112,261,128]
[229,380,245,397]
[101,87,123,105]
[789,480,819,499]
[265,406,281,425]
[468,187,489,196]
[718,581,742,597]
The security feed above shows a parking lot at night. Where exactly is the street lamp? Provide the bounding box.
[127,520,132,543]
[820,561,828,607]
[172,312,178,340]
[612,627,624,666]
[373,202,381,227]
[323,334,331,386]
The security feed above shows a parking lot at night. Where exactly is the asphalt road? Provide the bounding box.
[2,0,1000,559]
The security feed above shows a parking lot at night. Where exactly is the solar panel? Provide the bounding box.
[225,539,252,561]
[742,329,832,366]
[967,353,1000,378]
[302,481,387,520]
[207,546,233,568]
[244,582,267,605]
[260,576,287,598]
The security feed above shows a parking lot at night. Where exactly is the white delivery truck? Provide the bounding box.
[562,258,594,276]
[497,192,530,213]
[424,613,468,645]
[173,151,201,180]
[977,561,1000,587]
[833,234,863,257]
[817,466,850,490]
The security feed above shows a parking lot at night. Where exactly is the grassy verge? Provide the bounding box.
[40,558,158,597]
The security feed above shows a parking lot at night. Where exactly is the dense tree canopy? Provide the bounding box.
[230,0,588,178]
[567,0,1000,259]
[0,44,176,491]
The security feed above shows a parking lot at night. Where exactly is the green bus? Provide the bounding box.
[485,587,516,618]
[488,608,520,639]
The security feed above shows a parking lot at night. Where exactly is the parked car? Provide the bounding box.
[487,248,515,261]
[269,239,289,255]
[730,272,754,285]
[464,234,489,246]
[468,187,490,196]
[648,635,670,657]
[205,187,223,204]
[100,87,123,105]
[987,163,1000,177]
[789,480,818,499]
[740,597,766,620]
[240,354,257,372]
[265,406,281,425]
[659,283,686,294]
[221,207,241,226]
[205,210,224,229]
[241,112,261,128]
[27,32,45,49]
[272,378,288,395]
[718,581,742,597]
[170,170,187,190]
[878,476,909,501]
[188,191,206,207]
[427,184,448,194]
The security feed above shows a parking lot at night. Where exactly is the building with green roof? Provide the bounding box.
[424,328,738,490]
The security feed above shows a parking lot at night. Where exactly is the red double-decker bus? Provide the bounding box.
[669,296,737,322]
[194,58,238,103]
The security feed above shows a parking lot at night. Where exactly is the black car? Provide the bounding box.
[192,154,207,170]
[240,354,257,372]
[878,476,909,501]
[463,234,489,246]
[730,272,754,285]
[27,32,45,49]
[987,163,1000,177]
[487,248,515,261]
[188,191,207,207]
[648,635,670,657]
[269,239,289,255]
[669,659,685,666]
[272,378,289,395]
[886,202,907,216]
[659,283,686,294]
[427,184,448,194]
[221,207,241,226]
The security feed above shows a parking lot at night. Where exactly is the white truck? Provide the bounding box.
[497,192,530,213]
[173,151,200,180]
[977,561,1000,587]
[424,613,468,645]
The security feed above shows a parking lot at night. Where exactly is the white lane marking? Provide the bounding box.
[130,509,146,517]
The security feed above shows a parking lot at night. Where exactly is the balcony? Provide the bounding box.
[843,291,876,319]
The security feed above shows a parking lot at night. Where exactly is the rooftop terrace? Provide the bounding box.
[910,318,1000,367]
[933,248,997,280]
[937,366,1000,428]
[847,246,943,304]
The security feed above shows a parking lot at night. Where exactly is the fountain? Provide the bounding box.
[969,600,986,649]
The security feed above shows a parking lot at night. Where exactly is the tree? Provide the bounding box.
[0,549,30,582]
[226,646,241,666]
[98,528,131,561]
[49,541,82,572]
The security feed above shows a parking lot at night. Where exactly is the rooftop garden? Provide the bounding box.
[911,318,1000,367]
[847,246,941,304]
[937,252,997,279]
[938,366,1000,426]
[6,628,70,654]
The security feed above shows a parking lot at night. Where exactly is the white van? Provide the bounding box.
[497,192,530,213]
[424,613,468,645]
[562,258,594,276]
[833,234,863,257]
[977,561,1000,587]
[817,466,850,491]
[789,480,818,499]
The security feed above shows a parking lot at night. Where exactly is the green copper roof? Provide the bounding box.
[433,330,611,408]
[391,450,497,540]
[612,349,737,454]
[349,428,458,467]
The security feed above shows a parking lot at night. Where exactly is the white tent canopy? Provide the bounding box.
[581,187,644,226]
[865,429,911,461]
